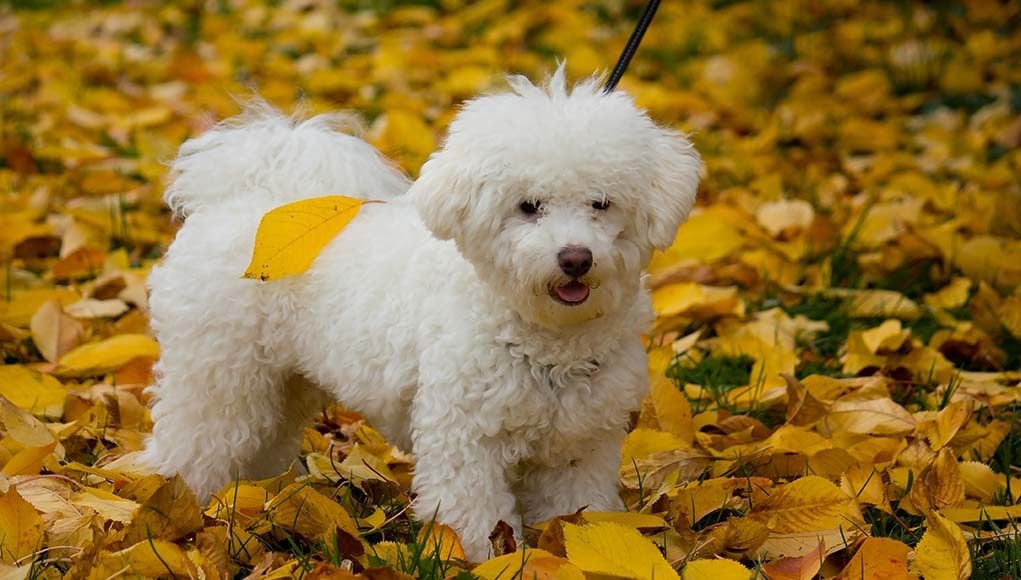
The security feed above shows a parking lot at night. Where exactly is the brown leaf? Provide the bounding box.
[29,299,84,363]
[488,520,518,557]
[782,374,829,426]
[835,537,915,580]
[906,448,965,513]
[761,538,823,580]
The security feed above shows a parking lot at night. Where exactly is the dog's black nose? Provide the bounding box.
[558,246,593,277]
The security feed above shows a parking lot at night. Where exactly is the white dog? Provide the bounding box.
[143,68,700,561]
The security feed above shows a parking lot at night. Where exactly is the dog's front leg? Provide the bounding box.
[518,430,626,524]
[411,421,518,563]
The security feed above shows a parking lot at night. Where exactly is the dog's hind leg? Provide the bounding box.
[143,344,291,500]
[244,375,331,480]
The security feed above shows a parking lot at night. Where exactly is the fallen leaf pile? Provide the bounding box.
[1,0,1020,578]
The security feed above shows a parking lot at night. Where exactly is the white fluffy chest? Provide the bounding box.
[491,357,631,466]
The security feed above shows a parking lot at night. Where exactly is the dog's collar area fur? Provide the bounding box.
[506,344,602,392]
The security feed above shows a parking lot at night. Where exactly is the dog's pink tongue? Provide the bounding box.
[556,281,590,303]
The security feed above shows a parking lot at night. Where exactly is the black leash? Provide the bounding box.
[603,0,662,92]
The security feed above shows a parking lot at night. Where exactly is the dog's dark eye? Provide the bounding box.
[592,199,611,211]
[520,201,541,215]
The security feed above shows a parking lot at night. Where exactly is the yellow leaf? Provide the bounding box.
[581,512,669,529]
[957,461,1002,502]
[834,537,914,580]
[0,489,44,564]
[622,428,689,464]
[917,401,972,450]
[71,487,140,524]
[243,196,373,281]
[650,208,745,270]
[88,539,197,579]
[652,283,743,319]
[0,289,79,327]
[700,517,769,561]
[56,334,159,378]
[120,475,203,544]
[672,478,736,527]
[923,277,972,311]
[64,297,130,319]
[943,504,1021,523]
[1,441,56,477]
[907,448,965,512]
[0,563,32,580]
[205,483,269,521]
[858,319,910,354]
[844,290,922,320]
[755,199,814,238]
[370,541,410,568]
[840,464,890,511]
[474,549,582,580]
[563,521,678,580]
[0,398,55,448]
[759,538,823,580]
[647,376,694,444]
[0,366,67,419]
[998,296,1021,339]
[898,346,956,384]
[262,560,301,579]
[267,483,360,543]
[29,299,83,363]
[749,476,852,533]
[912,511,971,580]
[357,507,387,531]
[682,558,751,580]
[823,397,916,436]
[338,444,398,486]
[417,522,466,561]
[783,374,830,427]
[371,111,436,168]
[758,528,866,561]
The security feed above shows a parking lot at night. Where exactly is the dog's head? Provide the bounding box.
[410,67,702,328]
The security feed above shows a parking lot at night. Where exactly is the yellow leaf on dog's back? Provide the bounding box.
[243,196,374,281]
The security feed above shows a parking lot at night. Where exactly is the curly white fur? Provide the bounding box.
[143,68,701,561]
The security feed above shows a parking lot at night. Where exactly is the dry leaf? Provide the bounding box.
[834,537,914,580]
[29,299,83,362]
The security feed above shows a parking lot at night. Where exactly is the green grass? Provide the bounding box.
[668,354,755,394]
[971,532,1021,579]
[863,506,924,546]
[784,293,854,362]
[990,406,1021,482]
[667,353,788,427]
[667,353,754,414]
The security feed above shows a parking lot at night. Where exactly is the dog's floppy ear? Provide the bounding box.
[641,129,703,250]
[410,155,475,241]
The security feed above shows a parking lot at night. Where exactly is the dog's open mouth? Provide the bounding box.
[551,280,590,306]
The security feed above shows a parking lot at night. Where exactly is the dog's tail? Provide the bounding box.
[165,102,411,217]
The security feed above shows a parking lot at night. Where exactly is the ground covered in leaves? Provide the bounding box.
[1,0,1020,578]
